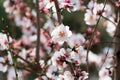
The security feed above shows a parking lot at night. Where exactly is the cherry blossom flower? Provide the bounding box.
[57,71,74,80]
[51,48,70,70]
[78,71,89,80]
[58,0,81,12]
[0,57,8,72]
[51,24,72,44]
[69,46,84,65]
[7,67,23,80]
[106,17,116,36]
[93,3,111,17]
[3,0,14,14]
[84,10,98,25]
[0,33,12,51]
[67,33,85,48]
[46,65,58,79]
[99,67,112,80]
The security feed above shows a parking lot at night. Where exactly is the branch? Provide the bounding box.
[35,0,40,66]
[7,38,18,80]
[86,0,107,79]
[53,0,62,24]
[101,15,117,27]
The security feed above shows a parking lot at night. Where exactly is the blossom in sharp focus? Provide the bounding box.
[84,10,98,25]
[51,24,72,44]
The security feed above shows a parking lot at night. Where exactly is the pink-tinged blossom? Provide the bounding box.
[67,33,85,48]
[7,67,23,80]
[70,51,82,65]
[0,33,12,51]
[0,57,8,72]
[18,49,27,62]
[88,1,112,17]
[3,0,15,14]
[58,0,81,12]
[93,3,111,17]
[15,16,33,28]
[46,65,57,79]
[102,4,112,17]
[38,0,49,14]
[34,76,49,80]
[87,0,95,10]
[69,46,84,65]
[78,71,88,80]
[92,3,104,15]
[57,71,74,80]
[73,47,102,66]
[99,67,112,80]
[88,51,102,65]
[34,77,42,80]
[84,10,98,25]
[21,35,37,45]
[51,48,70,70]
[51,24,72,44]
[3,0,27,15]
[43,19,54,32]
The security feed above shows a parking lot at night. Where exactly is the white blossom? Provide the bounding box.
[57,71,74,80]
[84,10,98,25]
[99,67,112,80]
[0,57,8,72]
[0,33,12,50]
[51,24,72,44]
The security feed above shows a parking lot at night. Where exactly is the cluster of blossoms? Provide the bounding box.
[84,0,117,37]
[84,0,112,25]
[0,0,117,80]
[37,0,85,13]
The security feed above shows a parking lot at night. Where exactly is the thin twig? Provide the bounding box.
[7,36,18,80]
[86,0,107,79]
[100,44,111,69]
[101,15,117,27]
[53,0,62,24]
[2,18,19,80]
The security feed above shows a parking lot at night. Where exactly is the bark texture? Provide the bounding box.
[114,10,120,80]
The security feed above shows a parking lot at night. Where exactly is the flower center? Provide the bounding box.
[89,15,93,21]
[59,31,65,37]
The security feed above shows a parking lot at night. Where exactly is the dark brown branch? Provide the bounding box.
[35,0,40,66]
[114,18,120,80]
[53,0,62,24]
